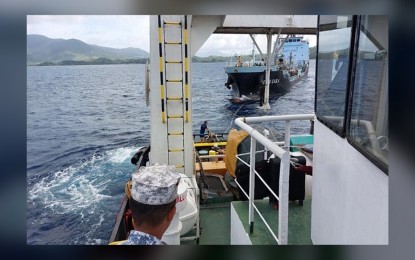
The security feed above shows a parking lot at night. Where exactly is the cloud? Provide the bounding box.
[195,33,316,57]
[27,15,149,50]
[26,15,316,56]
[27,15,84,24]
[196,34,267,57]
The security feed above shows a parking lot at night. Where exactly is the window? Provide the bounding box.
[315,16,354,135]
[316,15,388,173]
[348,15,388,172]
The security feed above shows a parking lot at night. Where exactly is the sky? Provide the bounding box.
[27,15,318,57]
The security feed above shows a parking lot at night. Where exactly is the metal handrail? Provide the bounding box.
[234,113,314,245]
[192,132,229,138]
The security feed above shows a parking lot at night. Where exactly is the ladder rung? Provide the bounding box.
[167,97,183,101]
[164,21,181,25]
[168,132,184,136]
[165,61,182,64]
[166,79,183,83]
[169,148,184,152]
[165,42,182,45]
[167,115,184,119]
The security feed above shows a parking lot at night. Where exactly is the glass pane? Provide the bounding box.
[316,16,353,133]
[349,15,388,167]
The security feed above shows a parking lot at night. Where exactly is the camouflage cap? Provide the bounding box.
[131,164,181,205]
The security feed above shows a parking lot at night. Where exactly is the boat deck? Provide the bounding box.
[231,198,312,245]
[181,197,312,245]
[195,161,227,175]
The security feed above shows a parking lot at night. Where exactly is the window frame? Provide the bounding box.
[315,15,359,137]
[345,15,388,175]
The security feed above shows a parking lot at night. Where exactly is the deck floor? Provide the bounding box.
[181,203,230,245]
[181,197,312,245]
[232,198,312,245]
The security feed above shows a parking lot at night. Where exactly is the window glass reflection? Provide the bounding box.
[349,15,388,167]
[316,16,353,133]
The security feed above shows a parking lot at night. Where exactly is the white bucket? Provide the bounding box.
[177,175,198,236]
[179,190,198,235]
[162,175,189,244]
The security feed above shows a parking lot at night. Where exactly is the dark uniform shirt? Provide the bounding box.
[200,123,207,137]
[118,230,167,245]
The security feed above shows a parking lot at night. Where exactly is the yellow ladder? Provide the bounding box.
[157,15,190,172]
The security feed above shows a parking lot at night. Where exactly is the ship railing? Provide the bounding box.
[234,113,315,245]
[225,60,263,68]
[225,61,235,67]
[324,116,387,156]
[198,154,225,160]
[192,132,228,142]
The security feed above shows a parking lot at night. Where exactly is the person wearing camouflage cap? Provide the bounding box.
[111,164,181,245]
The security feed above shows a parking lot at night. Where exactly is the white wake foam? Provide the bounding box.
[27,146,141,215]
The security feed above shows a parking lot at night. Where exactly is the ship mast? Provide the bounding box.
[249,34,265,61]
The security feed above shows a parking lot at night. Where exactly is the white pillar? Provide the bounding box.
[248,137,256,234]
[262,32,272,110]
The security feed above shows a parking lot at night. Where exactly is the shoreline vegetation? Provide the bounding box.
[28,55,245,66]
[28,35,322,66]
[29,48,318,66]
[28,55,312,66]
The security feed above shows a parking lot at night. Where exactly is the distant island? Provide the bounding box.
[27,34,149,66]
[27,34,316,66]
[30,56,237,66]
[35,57,150,66]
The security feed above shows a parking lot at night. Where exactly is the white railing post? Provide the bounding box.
[284,120,291,152]
[249,137,256,234]
[278,151,290,245]
[263,129,269,160]
[234,114,315,245]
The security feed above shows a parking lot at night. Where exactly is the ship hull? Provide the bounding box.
[225,65,309,102]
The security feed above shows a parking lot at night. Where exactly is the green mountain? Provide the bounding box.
[27,34,149,65]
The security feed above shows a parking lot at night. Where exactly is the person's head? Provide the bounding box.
[204,121,207,125]
[129,198,176,235]
[129,164,181,238]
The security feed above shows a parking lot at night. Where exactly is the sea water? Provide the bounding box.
[27,61,315,244]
